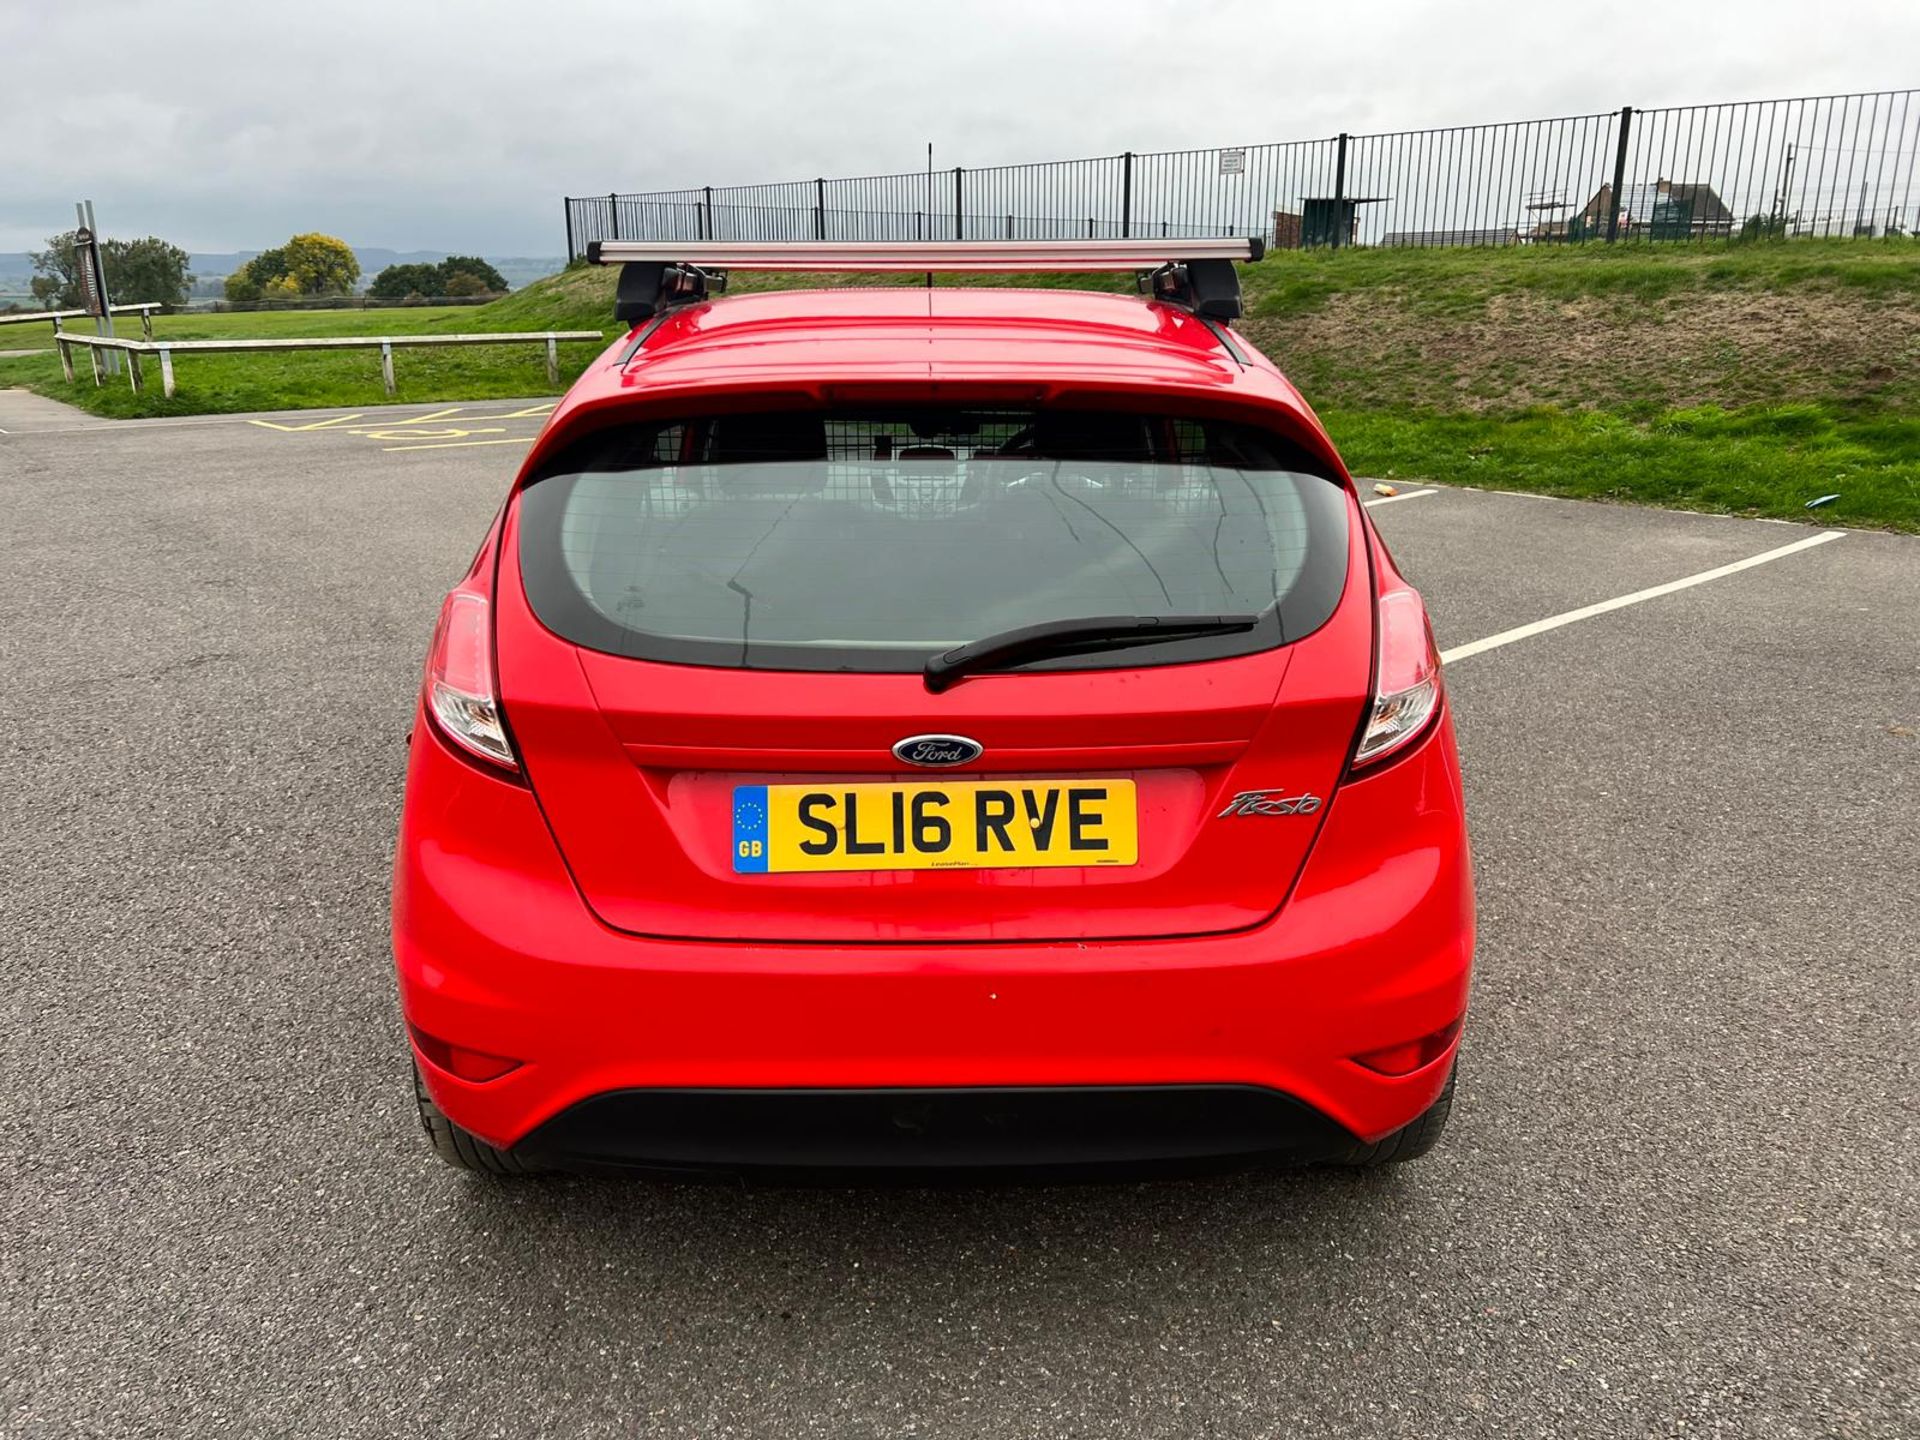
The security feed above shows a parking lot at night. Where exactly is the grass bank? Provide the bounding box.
[4,238,1915,528]
[1330,405,1920,530]
[1233,240,1920,530]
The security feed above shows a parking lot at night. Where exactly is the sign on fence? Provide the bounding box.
[1218,147,1246,176]
[73,227,108,318]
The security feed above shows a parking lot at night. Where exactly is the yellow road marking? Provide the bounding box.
[247,403,553,442]
[247,413,366,432]
[382,436,539,453]
[351,426,508,441]
[448,403,557,421]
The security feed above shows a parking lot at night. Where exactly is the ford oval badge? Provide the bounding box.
[892,734,983,768]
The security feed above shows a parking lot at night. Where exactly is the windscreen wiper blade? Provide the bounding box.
[923,613,1262,693]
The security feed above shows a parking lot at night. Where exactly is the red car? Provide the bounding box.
[393,240,1472,1177]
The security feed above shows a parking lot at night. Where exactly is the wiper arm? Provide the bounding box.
[924,613,1262,693]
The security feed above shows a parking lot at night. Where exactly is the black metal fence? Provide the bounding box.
[565,89,1920,259]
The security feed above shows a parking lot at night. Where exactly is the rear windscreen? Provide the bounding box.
[516,408,1351,673]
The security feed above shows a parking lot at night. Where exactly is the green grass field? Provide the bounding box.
[1236,242,1920,531]
[0,304,608,418]
[4,238,1916,528]
[1328,405,1920,530]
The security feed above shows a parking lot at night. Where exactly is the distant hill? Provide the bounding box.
[0,248,566,298]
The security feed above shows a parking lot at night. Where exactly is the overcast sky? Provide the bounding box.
[3,0,1915,255]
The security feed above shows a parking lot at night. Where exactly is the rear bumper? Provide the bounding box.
[512,1084,1363,1177]
[393,709,1474,1159]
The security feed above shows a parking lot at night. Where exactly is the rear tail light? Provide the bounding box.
[425,586,518,772]
[1351,586,1443,771]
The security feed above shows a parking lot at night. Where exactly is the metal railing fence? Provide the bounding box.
[565,89,1920,256]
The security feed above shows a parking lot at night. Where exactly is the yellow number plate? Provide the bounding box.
[731,780,1138,874]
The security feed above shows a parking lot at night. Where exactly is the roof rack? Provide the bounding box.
[584,238,1264,325]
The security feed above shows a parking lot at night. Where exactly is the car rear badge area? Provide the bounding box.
[892,734,984,767]
[1216,788,1324,817]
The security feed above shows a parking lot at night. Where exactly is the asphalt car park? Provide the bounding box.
[3,399,1914,1437]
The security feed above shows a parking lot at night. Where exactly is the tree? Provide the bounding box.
[367,255,509,300]
[30,230,193,308]
[226,233,358,300]
[439,255,508,293]
[28,232,82,308]
[101,237,192,305]
[224,245,287,302]
[367,262,444,300]
[279,233,360,295]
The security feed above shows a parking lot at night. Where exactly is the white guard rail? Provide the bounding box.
[51,329,604,398]
[0,303,168,338]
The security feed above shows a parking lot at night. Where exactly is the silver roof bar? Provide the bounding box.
[586,238,1263,271]
[588,238,1264,325]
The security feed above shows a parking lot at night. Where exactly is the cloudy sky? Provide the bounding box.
[3,0,1915,256]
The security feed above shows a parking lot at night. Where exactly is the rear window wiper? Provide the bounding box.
[923,614,1262,693]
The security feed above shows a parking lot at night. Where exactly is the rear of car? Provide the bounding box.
[393,242,1472,1177]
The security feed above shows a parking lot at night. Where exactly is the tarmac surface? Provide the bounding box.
[3,395,1915,1437]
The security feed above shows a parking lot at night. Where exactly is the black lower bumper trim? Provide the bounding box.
[511,1085,1361,1178]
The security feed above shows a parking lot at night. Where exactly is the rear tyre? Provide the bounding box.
[412,1063,545,1176]
[1335,1064,1456,1168]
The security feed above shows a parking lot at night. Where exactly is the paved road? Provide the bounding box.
[3,398,1915,1438]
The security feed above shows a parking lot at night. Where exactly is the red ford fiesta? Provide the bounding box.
[392,239,1473,1177]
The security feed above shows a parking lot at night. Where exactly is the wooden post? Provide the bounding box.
[159,346,176,398]
[57,337,75,383]
[127,349,143,394]
[141,308,154,340]
[88,344,103,387]
[545,335,559,386]
[380,341,396,397]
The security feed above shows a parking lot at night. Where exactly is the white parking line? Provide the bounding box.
[1362,489,1436,508]
[1441,531,1846,665]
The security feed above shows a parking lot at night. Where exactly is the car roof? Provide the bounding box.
[545,286,1324,436]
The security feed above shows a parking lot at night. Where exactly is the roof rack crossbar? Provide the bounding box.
[586,238,1263,272]
[588,239,1263,324]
